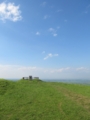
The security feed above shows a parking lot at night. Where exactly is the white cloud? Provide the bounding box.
[76,67,89,72]
[0,65,41,78]
[76,67,85,71]
[44,53,59,60]
[0,65,90,79]
[48,27,58,37]
[36,32,40,35]
[50,67,70,73]
[0,2,22,22]
[44,53,52,60]
[53,33,57,37]
[49,28,55,32]
[0,65,70,79]
[18,66,37,71]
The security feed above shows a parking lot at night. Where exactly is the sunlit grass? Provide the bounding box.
[0,79,90,120]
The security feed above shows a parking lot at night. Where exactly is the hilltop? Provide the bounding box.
[0,79,90,120]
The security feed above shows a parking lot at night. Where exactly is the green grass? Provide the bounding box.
[0,79,90,120]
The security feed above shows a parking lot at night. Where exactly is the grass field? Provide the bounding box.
[0,79,90,120]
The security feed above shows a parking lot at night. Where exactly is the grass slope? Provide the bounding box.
[0,79,90,120]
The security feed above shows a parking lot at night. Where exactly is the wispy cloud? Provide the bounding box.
[44,15,50,19]
[57,26,60,29]
[76,67,89,72]
[0,2,22,22]
[0,64,90,79]
[44,53,59,60]
[41,2,47,7]
[64,20,67,22]
[49,28,55,32]
[50,67,70,73]
[76,67,85,71]
[84,11,88,14]
[57,9,63,12]
[36,32,40,35]
[83,4,90,14]
[53,33,57,37]
[42,51,45,54]
[87,4,90,8]
[50,5,54,8]
[48,27,58,37]
[0,64,40,78]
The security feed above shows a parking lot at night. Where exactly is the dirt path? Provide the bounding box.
[50,84,90,112]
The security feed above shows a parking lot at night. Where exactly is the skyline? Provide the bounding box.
[0,0,90,79]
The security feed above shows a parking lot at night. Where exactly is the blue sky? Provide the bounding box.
[0,0,90,79]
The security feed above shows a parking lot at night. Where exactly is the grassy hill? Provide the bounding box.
[0,79,90,120]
